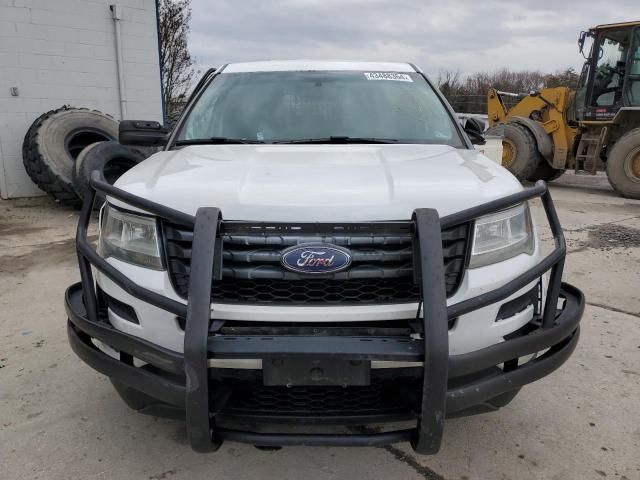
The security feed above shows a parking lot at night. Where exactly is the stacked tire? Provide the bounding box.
[72,141,145,201]
[22,106,150,206]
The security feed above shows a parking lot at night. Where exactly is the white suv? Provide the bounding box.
[65,61,583,454]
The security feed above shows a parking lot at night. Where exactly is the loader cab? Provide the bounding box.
[575,23,640,122]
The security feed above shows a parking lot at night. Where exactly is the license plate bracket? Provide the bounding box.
[263,357,371,386]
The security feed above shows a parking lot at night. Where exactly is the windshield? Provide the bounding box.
[176,71,464,147]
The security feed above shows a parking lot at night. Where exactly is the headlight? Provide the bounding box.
[469,203,534,268]
[98,205,163,270]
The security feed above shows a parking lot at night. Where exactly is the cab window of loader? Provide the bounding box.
[626,28,640,106]
[591,30,629,107]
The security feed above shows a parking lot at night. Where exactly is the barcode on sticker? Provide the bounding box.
[364,72,413,82]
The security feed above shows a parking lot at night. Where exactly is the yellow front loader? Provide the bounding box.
[486,21,640,199]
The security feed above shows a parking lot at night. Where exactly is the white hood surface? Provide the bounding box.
[112,144,523,222]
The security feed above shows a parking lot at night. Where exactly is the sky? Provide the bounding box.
[188,0,639,78]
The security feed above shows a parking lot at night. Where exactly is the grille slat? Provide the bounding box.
[163,220,469,304]
[221,264,414,281]
[222,246,413,263]
[164,226,194,242]
[223,235,413,247]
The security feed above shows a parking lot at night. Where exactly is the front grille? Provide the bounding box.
[163,220,469,304]
[213,278,420,304]
[221,378,420,417]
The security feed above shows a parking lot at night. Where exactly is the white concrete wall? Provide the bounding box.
[0,0,163,198]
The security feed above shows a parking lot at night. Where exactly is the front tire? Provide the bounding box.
[606,128,640,199]
[486,123,540,181]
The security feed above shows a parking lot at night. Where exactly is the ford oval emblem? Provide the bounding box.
[281,244,352,274]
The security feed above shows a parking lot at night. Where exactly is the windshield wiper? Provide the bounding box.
[175,137,265,146]
[176,136,400,146]
[273,136,399,144]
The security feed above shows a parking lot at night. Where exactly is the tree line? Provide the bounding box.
[436,68,580,114]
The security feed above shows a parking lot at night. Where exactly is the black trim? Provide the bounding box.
[217,429,414,447]
[66,284,184,375]
[411,209,448,454]
[206,335,423,361]
[65,281,583,417]
[95,173,193,226]
[216,411,417,426]
[67,172,583,453]
[495,285,538,321]
[99,289,139,324]
[67,323,185,407]
[440,182,546,228]
[184,207,222,452]
[165,66,226,150]
[409,63,473,150]
[448,283,583,378]
[447,328,579,413]
[78,237,187,317]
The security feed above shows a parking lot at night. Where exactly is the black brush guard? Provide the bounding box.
[65,171,583,454]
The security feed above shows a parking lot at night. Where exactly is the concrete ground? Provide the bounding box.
[0,172,638,480]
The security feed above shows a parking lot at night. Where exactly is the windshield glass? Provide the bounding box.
[176,71,464,147]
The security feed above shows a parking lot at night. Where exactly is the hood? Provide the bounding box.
[112,144,522,222]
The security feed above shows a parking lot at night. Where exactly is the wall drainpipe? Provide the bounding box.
[110,4,127,119]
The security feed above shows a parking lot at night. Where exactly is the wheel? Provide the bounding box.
[22,106,118,206]
[527,160,565,182]
[606,128,640,199]
[72,140,145,201]
[485,123,540,181]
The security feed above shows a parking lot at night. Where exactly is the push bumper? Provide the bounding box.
[66,281,582,446]
[67,172,584,453]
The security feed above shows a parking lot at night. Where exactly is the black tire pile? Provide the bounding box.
[22,106,147,207]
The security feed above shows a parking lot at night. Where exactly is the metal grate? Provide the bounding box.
[163,221,469,304]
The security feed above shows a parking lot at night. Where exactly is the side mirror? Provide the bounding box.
[463,117,486,145]
[578,31,586,55]
[119,120,169,146]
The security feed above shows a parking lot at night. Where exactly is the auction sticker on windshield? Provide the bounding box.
[364,72,413,82]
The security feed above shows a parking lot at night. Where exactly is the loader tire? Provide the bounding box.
[527,161,565,182]
[486,123,540,181]
[606,128,640,199]
[22,106,118,206]
[72,140,145,201]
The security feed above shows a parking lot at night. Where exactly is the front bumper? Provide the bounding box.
[67,172,584,453]
[66,281,582,446]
